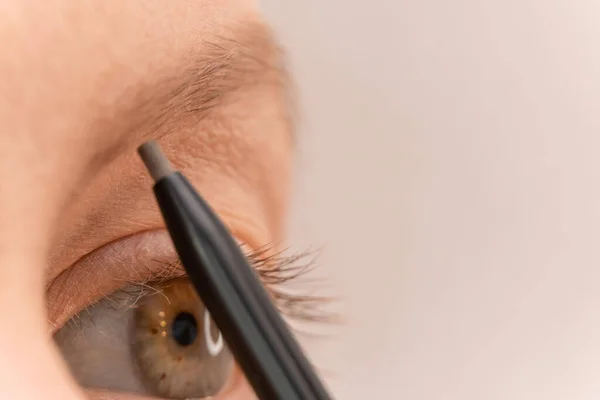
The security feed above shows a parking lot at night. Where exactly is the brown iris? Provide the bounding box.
[132,278,233,399]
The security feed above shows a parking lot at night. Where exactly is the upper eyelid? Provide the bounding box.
[46,223,260,335]
[47,202,272,334]
[47,229,181,334]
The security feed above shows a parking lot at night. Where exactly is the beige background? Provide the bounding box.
[262,1,600,399]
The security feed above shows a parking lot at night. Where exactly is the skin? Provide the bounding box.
[0,1,292,399]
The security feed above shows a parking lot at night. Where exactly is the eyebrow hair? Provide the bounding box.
[157,22,293,128]
[89,20,294,163]
[66,19,296,215]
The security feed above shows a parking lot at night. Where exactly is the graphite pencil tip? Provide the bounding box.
[137,140,174,182]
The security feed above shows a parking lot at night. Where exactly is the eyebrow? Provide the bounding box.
[156,22,292,124]
[62,20,296,245]
[88,20,294,170]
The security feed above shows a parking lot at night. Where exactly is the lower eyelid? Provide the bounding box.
[82,369,247,399]
[85,388,156,399]
[216,366,247,398]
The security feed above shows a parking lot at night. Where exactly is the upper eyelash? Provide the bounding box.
[246,244,336,324]
[103,243,334,325]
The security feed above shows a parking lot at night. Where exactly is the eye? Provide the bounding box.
[54,277,234,399]
[53,246,324,398]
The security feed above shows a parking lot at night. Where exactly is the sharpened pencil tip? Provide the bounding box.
[137,140,174,182]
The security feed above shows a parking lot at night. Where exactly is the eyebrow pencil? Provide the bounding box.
[137,141,332,400]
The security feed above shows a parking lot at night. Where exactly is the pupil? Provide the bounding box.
[171,312,198,347]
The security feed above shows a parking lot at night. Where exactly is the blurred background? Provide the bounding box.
[262,1,600,399]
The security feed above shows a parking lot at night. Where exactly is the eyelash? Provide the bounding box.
[100,243,333,325]
[246,244,334,324]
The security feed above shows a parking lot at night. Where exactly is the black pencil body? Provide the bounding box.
[153,172,332,400]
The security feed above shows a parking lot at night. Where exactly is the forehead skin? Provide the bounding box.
[0,1,292,399]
